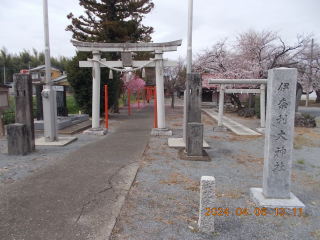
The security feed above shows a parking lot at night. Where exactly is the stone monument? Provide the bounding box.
[250,68,305,212]
[36,84,68,120]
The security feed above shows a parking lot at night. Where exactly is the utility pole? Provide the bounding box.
[42,0,58,142]
[186,0,193,74]
[3,67,5,84]
[306,38,314,107]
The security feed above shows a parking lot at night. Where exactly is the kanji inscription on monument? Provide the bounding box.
[262,68,297,199]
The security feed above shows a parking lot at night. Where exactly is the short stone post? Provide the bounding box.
[250,68,305,211]
[7,123,28,155]
[13,74,35,153]
[198,176,215,233]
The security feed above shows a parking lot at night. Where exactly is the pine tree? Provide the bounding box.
[65,0,154,113]
[66,0,154,45]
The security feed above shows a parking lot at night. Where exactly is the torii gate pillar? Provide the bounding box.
[83,50,107,135]
[155,50,165,129]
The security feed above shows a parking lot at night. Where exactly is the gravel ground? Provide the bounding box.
[1,100,319,239]
[111,101,320,240]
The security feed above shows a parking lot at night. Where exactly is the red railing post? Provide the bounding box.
[154,87,157,128]
[147,86,149,103]
[128,89,130,116]
[105,85,108,129]
[143,88,145,105]
[138,89,140,109]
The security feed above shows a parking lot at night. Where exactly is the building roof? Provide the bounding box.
[202,74,219,89]
[29,65,62,73]
[52,75,68,83]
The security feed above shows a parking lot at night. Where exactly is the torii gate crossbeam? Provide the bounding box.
[72,40,182,135]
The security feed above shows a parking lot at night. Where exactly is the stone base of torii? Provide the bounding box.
[72,40,182,135]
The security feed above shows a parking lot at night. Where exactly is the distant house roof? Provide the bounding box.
[29,65,62,73]
[52,74,68,83]
[202,74,219,89]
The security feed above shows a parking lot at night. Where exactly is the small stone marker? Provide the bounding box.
[251,68,305,211]
[198,176,215,233]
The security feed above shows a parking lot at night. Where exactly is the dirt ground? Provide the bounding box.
[111,102,320,240]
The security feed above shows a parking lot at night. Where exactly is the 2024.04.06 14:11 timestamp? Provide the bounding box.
[205,208,303,216]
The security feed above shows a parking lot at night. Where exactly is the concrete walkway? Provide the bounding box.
[0,104,154,239]
[202,108,262,136]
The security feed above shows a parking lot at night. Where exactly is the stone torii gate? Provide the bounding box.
[72,40,182,135]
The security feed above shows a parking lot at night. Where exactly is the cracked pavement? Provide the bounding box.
[0,104,154,239]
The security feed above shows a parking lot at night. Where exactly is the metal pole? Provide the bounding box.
[42,0,58,142]
[3,67,5,84]
[43,0,52,88]
[187,0,193,74]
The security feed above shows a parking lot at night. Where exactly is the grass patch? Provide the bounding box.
[297,159,305,164]
[293,132,319,149]
[66,96,80,114]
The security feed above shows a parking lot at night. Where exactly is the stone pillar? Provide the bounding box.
[260,83,266,128]
[198,176,215,233]
[263,68,297,198]
[155,50,165,129]
[186,122,203,156]
[92,51,101,129]
[7,123,28,155]
[185,73,203,156]
[250,68,305,211]
[186,73,202,123]
[13,74,35,152]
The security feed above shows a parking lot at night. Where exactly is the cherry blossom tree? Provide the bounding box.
[295,40,320,103]
[121,72,146,103]
[193,29,313,109]
[164,57,186,108]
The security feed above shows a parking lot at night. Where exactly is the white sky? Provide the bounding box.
[0,0,319,60]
